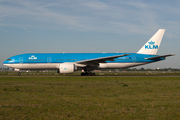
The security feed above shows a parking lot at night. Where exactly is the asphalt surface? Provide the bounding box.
[0,75,180,77]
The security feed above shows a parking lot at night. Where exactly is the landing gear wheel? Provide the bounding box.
[88,72,92,76]
[81,72,96,76]
[81,73,85,76]
[92,73,96,76]
[18,72,21,76]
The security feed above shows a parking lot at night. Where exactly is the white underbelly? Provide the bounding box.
[4,63,59,69]
[99,63,147,69]
[4,62,148,70]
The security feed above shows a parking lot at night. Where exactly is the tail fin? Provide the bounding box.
[137,29,165,55]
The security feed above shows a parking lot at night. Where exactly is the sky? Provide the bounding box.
[0,0,179,68]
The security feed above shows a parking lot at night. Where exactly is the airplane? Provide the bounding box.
[3,29,175,76]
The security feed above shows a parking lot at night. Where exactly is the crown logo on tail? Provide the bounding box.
[148,41,155,45]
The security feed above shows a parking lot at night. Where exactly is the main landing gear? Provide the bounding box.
[81,72,96,76]
[18,72,21,76]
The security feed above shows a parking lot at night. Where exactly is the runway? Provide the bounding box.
[0,75,180,77]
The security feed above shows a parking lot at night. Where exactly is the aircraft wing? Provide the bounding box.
[145,54,175,60]
[76,54,130,66]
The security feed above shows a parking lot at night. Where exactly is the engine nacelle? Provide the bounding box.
[14,68,20,72]
[58,63,77,74]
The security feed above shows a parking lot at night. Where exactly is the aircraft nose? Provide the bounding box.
[3,59,11,67]
[3,64,12,67]
[3,60,7,64]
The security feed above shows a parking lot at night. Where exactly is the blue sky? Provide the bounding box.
[0,0,179,68]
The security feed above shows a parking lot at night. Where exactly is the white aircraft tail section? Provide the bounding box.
[137,29,165,55]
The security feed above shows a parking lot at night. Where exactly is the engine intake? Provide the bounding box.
[58,63,77,74]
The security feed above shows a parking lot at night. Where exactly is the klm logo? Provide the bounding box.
[29,55,37,59]
[145,41,158,49]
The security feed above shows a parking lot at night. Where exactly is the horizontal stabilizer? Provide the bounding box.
[145,54,175,60]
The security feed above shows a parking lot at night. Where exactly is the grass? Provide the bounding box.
[0,77,180,119]
[1,71,180,76]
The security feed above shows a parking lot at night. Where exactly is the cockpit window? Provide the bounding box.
[7,59,11,61]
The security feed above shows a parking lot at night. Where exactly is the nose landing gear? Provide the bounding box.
[18,72,21,76]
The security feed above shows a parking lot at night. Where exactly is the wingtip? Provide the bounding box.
[170,54,176,56]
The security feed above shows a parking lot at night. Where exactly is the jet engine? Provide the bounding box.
[58,63,78,74]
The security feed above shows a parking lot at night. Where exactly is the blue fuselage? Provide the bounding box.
[3,53,164,69]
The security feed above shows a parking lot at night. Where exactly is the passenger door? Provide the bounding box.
[47,57,51,63]
[19,57,23,63]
